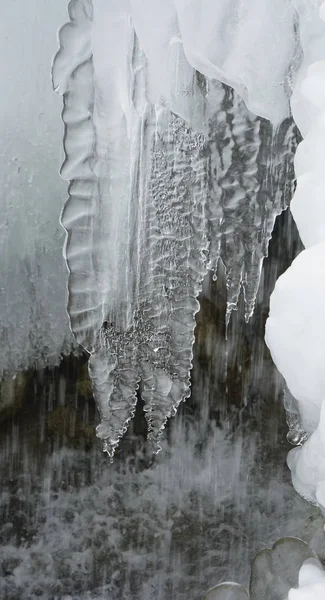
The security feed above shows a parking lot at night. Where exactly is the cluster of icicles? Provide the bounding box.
[53,0,325,542]
[53,0,298,457]
[53,0,325,596]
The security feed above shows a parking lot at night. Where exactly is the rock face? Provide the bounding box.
[0,373,29,423]
[2,2,323,598]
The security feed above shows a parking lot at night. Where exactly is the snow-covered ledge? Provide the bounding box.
[266,1,325,512]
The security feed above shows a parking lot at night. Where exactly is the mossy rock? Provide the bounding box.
[46,405,94,449]
[76,363,93,399]
[0,371,30,423]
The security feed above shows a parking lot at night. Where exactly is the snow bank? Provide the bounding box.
[288,558,325,600]
[266,1,325,511]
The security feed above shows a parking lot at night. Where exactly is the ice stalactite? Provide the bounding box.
[266,1,325,511]
[54,0,300,456]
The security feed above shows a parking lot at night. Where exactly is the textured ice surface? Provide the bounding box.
[0,211,321,599]
[291,56,325,247]
[53,0,299,455]
[174,0,299,123]
[0,0,76,376]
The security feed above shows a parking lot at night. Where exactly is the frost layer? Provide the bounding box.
[266,1,325,511]
[54,0,299,455]
[0,0,76,376]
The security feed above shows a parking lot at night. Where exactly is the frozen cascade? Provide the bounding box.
[266,0,325,512]
[53,0,300,455]
[4,1,325,598]
[131,0,299,123]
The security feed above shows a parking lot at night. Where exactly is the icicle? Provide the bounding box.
[205,84,299,323]
[54,0,300,456]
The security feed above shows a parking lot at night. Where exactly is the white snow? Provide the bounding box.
[265,241,325,435]
[53,0,298,455]
[288,559,325,599]
[266,0,325,512]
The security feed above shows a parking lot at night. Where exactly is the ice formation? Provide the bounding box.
[53,0,300,456]
[266,0,325,511]
[288,558,325,600]
[0,0,75,376]
[266,242,325,436]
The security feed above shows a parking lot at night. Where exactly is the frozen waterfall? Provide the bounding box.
[4,0,325,599]
[52,0,301,456]
[0,1,76,377]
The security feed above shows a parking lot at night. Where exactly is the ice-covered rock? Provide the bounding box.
[54,0,298,455]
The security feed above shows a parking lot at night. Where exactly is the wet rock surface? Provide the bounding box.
[0,209,324,600]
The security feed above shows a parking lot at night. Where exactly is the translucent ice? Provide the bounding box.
[54,0,299,454]
[175,0,299,123]
[249,538,316,600]
[128,0,300,122]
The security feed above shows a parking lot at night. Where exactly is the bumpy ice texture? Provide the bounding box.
[53,0,300,455]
